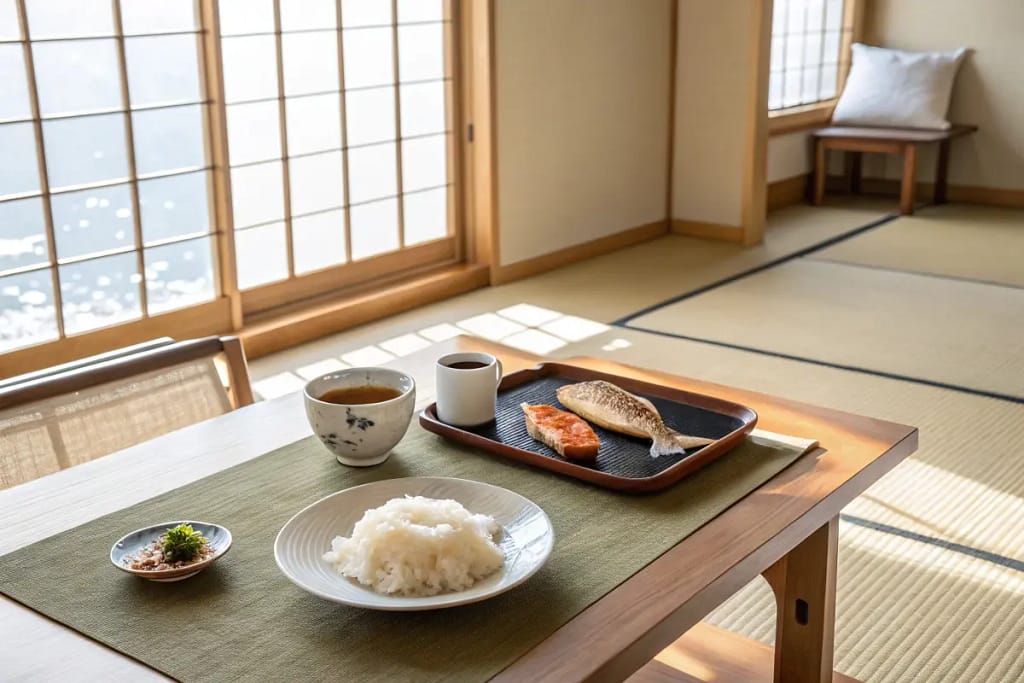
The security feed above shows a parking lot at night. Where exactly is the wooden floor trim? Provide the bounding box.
[767,174,809,212]
[240,263,490,359]
[825,176,1024,209]
[671,220,745,244]
[491,221,668,285]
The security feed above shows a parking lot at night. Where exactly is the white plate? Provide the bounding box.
[274,477,554,610]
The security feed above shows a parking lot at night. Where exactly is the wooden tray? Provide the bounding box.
[419,362,757,493]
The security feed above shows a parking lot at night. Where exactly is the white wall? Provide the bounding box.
[767,131,813,183]
[672,0,761,229]
[863,0,1024,190]
[495,0,672,266]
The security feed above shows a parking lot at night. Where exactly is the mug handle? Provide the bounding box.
[494,358,503,388]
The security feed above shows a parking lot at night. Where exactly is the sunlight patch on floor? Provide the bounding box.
[251,303,612,400]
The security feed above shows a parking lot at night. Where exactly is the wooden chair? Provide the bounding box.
[0,336,254,490]
[811,124,978,215]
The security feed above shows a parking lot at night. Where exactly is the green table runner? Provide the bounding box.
[0,424,809,682]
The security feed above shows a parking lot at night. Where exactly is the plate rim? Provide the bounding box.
[273,476,555,611]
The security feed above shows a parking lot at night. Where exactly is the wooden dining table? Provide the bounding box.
[0,336,917,682]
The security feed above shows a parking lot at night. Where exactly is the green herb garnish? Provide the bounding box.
[161,524,208,563]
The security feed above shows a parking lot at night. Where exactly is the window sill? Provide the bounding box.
[769,101,836,136]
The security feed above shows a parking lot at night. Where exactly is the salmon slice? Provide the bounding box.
[521,403,600,462]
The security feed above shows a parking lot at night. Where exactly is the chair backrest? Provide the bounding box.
[0,336,253,490]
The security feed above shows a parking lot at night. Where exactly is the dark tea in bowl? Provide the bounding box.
[304,368,416,467]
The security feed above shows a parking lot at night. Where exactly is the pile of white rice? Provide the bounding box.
[323,495,505,596]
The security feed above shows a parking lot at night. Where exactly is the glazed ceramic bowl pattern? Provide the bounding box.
[110,521,232,582]
[303,368,416,467]
[274,477,554,610]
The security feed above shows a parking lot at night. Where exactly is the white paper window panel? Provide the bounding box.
[402,134,447,193]
[403,187,447,246]
[42,114,129,190]
[0,197,47,273]
[125,34,202,107]
[287,94,343,156]
[51,183,134,260]
[346,143,397,204]
[227,100,282,165]
[288,152,345,216]
[398,23,444,82]
[59,251,142,335]
[25,0,113,38]
[282,31,340,97]
[145,236,216,314]
[349,197,399,260]
[221,35,279,103]
[399,81,446,137]
[342,27,393,89]
[0,45,31,121]
[32,39,122,116]
[341,0,392,27]
[235,222,288,288]
[0,269,58,352]
[280,0,337,31]
[133,104,206,175]
[230,161,285,228]
[344,86,396,147]
[292,209,346,273]
[0,1,21,40]
[121,0,197,34]
[397,0,443,23]
[139,171,210,245]
[1,123,41,196]
[219,0,274,35]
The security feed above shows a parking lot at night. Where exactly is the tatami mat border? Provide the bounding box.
[806,257,1024,292]
[615,325,1024,405]
[612,213,900,326]
[841,514,1024,573]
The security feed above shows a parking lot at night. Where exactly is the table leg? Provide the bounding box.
[900,144,918,215]
[845,152,862,195]
[934,139,951,204]
[813,139,827,206]
[763,516,839,683]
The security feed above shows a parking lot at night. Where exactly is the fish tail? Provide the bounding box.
[671,430,715,450]
[649,432,687,458]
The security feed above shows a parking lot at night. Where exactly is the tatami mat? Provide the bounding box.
[558,327,1024,682]
[251,202,891,382]
[811,204,1024,288]
[625,259,1024,399]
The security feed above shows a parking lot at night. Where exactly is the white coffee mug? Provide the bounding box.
[435,352,503,427]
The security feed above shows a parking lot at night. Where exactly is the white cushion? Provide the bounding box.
[831,43,969,130]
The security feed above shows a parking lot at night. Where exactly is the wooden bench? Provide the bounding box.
[811,124,978,215]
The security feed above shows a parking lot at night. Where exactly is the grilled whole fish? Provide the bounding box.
[556,380,714,458]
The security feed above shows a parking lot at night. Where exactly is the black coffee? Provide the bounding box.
[445,361,488,370]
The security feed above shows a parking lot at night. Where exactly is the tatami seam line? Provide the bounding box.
[611,212,901,326]
[840,514,1024,573]
[612,324,1024,406]
[803,256,1024,292]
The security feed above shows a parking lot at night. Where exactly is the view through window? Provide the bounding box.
[0,0,457,356]
[768,0,848,111]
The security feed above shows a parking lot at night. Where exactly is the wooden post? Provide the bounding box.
[813,138,827,206]
[934,139,951,205]
[763,516,839,683]
[899,143,918,215]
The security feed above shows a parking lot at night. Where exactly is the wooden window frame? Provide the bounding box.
[768,0,863,137]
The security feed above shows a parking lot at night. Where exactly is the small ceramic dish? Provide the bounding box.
[110,521,232,582]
